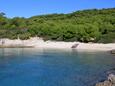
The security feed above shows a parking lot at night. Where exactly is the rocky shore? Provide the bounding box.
[96,73,115,86]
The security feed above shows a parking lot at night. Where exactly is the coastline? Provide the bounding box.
[0,37,115,51]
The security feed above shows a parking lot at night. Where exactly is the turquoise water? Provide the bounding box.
[0,48,115,86]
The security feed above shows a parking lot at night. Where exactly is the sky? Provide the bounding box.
[0,0,115,18]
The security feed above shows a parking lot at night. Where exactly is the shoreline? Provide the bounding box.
[0,37,115,51]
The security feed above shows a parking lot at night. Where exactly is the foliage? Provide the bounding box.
[0,8,115,43]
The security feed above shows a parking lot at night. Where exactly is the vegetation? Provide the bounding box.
[0,8,115,43]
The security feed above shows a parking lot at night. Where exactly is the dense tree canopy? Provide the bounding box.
[0,8,115,43]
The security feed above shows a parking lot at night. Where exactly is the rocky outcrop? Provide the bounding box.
[96,74,115,86]
[96,80,112,86]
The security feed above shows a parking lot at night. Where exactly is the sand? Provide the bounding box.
[0,37,115,51]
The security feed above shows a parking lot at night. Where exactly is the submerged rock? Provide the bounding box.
[96,74,115,86]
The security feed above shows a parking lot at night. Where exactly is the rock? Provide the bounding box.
[96,80,112,86]
[110,50,115,54]
[108,74,115,84]
[71,44,79,48]
[107,68,115,75]
[96,74,115,86]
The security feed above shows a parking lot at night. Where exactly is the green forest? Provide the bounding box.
[0,8,115,43]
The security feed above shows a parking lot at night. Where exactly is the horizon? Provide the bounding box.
[0,0,115,18]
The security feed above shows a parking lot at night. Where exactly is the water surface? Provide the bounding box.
[0,48,115,86]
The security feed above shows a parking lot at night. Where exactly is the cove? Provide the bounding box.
[0,48,115,86]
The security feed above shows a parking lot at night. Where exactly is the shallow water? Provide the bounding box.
[0,48,115,86]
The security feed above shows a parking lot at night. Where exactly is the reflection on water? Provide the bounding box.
[0,48,114,86]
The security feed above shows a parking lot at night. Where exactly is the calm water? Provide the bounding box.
[0,48,115,86]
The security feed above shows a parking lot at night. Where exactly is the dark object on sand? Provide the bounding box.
[110,49,115,54]
[71,44,79,48]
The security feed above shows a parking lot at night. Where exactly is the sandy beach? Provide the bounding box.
[0,37,115,51]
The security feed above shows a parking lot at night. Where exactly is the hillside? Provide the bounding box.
[0,8,115,43]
